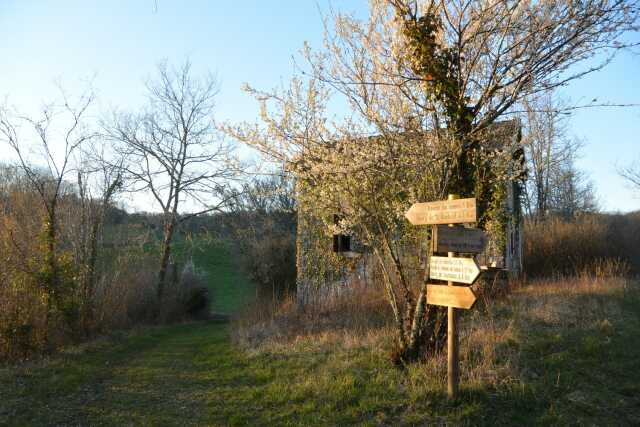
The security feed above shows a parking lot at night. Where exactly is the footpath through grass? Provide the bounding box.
[2,244,640,425]
[173,238,255,314]
[2,283,640,425]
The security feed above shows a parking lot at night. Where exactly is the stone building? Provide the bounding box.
[295,120,524,304]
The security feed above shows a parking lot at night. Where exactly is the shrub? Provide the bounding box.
[96,260,151,328]
[232,281,392,349]
[178,260,211,320]
[225,174,298,303]
[0,165,216,362]
[182,286,210,318]
[239,232,296,301]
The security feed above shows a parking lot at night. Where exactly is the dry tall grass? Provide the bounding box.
[232,282,394,351]
[460,275,629,383]
[523,213,640,277]
[233,270,636,404]
[233,212,640,358]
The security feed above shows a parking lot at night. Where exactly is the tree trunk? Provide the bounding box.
[41,203,59,347]
[372,246,405,347]
[157,217,177,299]
[389,228,448,364]
[81,218,100,335]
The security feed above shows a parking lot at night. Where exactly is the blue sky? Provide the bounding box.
[1,1,638,212]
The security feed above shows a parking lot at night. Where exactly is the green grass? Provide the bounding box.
[99,226,255,315]
[2,280,640,425]
[0,288,640,425]
[173,238,255,314]
[3,234,639,426]
[509,290,640,425]
[0,322,442,426]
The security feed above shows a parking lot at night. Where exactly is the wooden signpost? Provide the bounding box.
[405,195,484,399]
[426,284,477,309]
[405,197,477,225]
[429,256,481,284]
[432,225,486,254]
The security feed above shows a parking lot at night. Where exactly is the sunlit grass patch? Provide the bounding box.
[1,277,639,425]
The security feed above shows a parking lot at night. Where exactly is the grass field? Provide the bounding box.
[187,240,254,314]
[2,240,639,425]
[172,237,255,314]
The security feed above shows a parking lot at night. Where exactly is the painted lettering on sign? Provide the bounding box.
[429,256,481,284]
[405,198,477,225]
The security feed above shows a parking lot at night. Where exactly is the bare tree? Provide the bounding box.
[69,143,124,331]
[619,159,640,191]
[521,93,597,220]
[106,61,241,298]
[0,88,96,335]
[548,157,599,217]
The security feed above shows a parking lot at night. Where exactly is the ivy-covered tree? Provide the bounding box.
[227,0,638,362]
[389,0,638,196]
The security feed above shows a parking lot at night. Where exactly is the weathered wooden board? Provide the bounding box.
[405,198,477,225]
[426,284,477,309]
[429,256,481,284]
[433,225,487,254]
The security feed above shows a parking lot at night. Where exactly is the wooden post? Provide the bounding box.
[447,194,459,399]
[406,195,481,397]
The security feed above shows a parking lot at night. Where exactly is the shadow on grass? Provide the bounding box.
[2,286,640,426]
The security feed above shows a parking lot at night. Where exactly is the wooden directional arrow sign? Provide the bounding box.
[433,225,487,254]
[426,284,477,309]
[429,256,481,284]
[405,198,476,225]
